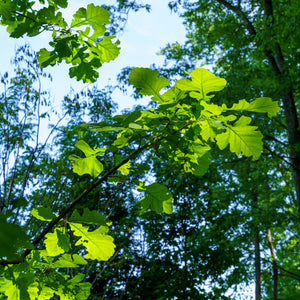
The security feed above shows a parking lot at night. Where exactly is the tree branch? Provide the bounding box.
[214,0,257,35]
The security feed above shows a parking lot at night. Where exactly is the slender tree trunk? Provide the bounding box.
[267,229,278,300]
[254,229,261,300]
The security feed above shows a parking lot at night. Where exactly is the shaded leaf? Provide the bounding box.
[31,206,55,221]
[137,183,173,214]
[69,208,107,226]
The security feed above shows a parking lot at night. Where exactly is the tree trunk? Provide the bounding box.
[254,229,261,300]
[267,229,278,300]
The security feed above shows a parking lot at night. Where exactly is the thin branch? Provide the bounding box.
[214,0,257,35]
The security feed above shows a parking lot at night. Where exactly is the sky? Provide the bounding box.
[0,0,187,111]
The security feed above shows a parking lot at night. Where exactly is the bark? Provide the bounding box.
[267,229,278,300]
[254,229,261,300]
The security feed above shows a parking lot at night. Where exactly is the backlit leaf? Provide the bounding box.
[31,206,55,221]
[45,228,70,257]
[216,116,263,160]
[129,68,170,102]
[176,68,227,100]
[223,97,280,117]
[69,223,115,261]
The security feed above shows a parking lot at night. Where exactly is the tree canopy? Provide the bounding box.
[0,0,299,299]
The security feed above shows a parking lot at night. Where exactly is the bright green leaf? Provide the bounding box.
[176,68,227,100]
[45,228,70,257]
[69,223,115,261]
[216,115,263,160]
[223,97,280,117]
[129,68,170,102]
[69,155,103,177]
[75,140,105,157]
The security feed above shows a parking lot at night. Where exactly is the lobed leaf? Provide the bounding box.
[45,228,70,257]
[176,68,227,100]
[69,208,107,226]
[70,223,115,261]
[223,97,280,117]
[216,116,263,160]
[129,68,170,102]
[137,183,173,214]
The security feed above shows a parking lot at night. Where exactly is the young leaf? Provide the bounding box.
[176,68,227,100]
[52,254,87,268]
[137,183,173,214]
[75,140,105,157]
[69,140,105,177]
[45,228,70,257]
[216,115,263,160]
[71,4,110,35]
[223,97,280,117]
[69,223,115,261]
[129,68,170,102]
[0,278,20,300]
[69,155,103,178]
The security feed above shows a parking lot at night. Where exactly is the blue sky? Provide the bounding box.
[0,0,186,111]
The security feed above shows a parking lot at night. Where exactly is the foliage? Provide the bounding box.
[0,1,284,299]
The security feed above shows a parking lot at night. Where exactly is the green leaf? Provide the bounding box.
[75,140,105,157]
[118,160,131,175]
[223,97,280,117]
[0,1,16,21]
[31,206,55,221]
[69,223,115,261]
[37,48,59,68]
[69,58,102,83]
[69,155,103,177]
[95,36,121,63]
[200,100,224,116]
[216,115,263,160]
[200,119,218,142]
[69,140,105,177]
[45,228,70,257]
[137,183,173,214]
[71,4,110,35]
[69,208,107,226]
[176,68,227,100]
[193,152,211,176]
[0,278,20,300]
[129,68,170,102]
[52,254,87,268]
[0,216,33,259]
